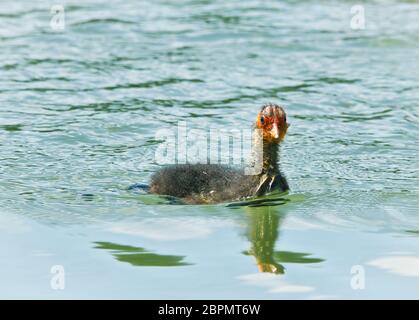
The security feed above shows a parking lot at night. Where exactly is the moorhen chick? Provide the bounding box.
[149,103,289,204]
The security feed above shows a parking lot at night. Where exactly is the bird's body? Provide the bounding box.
[149,163,288,204]
[148,103,290,204]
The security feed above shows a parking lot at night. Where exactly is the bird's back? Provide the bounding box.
[149,163,259,204]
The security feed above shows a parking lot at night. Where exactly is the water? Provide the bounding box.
[1,0,418,299]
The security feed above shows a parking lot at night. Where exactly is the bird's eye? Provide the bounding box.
[260,116,265,124]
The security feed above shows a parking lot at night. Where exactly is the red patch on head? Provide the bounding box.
[255,104,288,142]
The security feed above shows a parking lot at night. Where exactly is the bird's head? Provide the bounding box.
[255,103,289,143]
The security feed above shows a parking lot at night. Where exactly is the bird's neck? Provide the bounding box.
[261,141,279,175]
[249,130,280,176]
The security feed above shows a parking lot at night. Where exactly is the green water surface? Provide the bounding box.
[0,0,418,299]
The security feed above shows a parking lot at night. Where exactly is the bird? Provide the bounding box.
[147,103,289,204]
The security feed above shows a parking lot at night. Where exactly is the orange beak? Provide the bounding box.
[270,122,289,141]
[270,123,280,140]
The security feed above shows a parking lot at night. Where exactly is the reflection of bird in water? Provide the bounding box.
[238,198,325,274]
[245,205,285,274]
